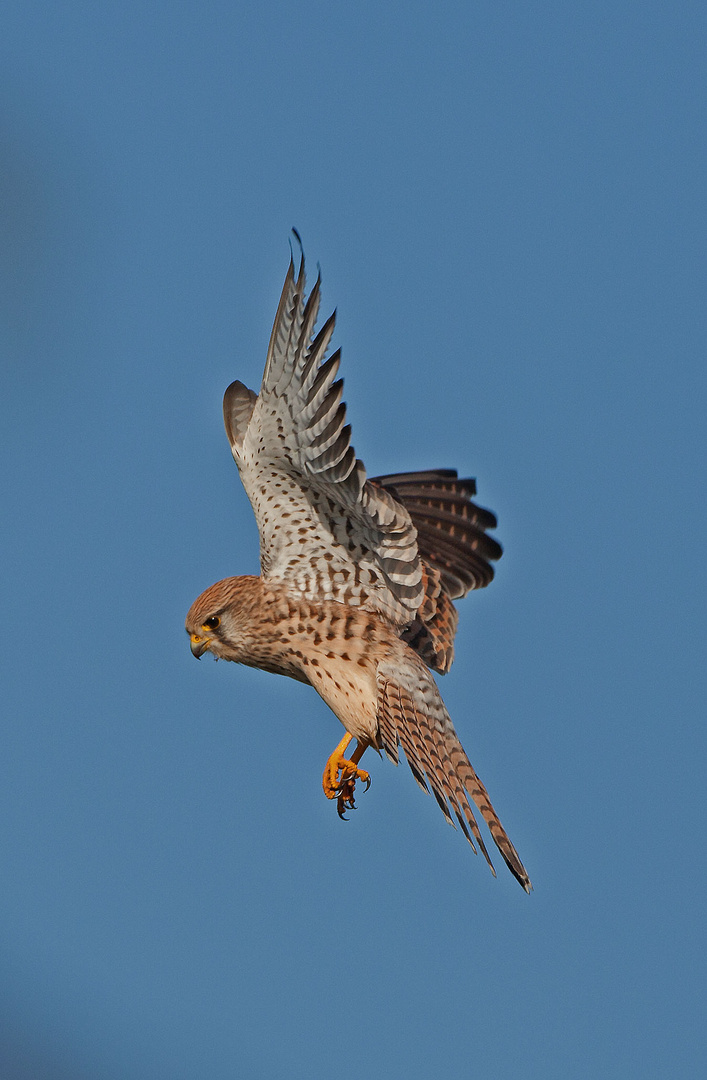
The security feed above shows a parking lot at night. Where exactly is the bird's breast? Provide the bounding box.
[250,588,393,743]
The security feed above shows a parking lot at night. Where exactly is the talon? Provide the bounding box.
[322,736,368,798]
[322,734,371,817]
[337,775,358,817]
[337,785,356,819]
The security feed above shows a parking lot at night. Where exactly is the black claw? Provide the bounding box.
[337,792,357,818]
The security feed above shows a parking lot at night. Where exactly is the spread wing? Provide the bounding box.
[376,657,531,892]
[222,254,424,629]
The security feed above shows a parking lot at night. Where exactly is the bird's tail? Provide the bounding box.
[371,469,502,596]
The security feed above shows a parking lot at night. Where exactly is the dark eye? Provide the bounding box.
[202,616,220,630]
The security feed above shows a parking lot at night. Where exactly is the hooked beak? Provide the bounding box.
[190,633,209,659]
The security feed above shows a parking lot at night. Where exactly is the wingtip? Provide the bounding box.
[289,228,304,276]
[512,867,533,893]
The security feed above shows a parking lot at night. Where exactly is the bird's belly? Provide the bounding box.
[305,659,379,745]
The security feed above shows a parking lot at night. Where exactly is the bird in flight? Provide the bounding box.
[186,240,531,891]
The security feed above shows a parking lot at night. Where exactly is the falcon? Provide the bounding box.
[186,241,531,891]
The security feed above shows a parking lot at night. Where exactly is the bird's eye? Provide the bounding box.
[202,616,220,630]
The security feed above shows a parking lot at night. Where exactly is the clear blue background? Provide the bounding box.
[1,3,705,1077]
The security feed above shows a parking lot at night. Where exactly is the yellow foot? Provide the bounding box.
[322,734,371,819]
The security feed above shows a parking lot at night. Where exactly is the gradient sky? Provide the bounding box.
[1,3,705,1078]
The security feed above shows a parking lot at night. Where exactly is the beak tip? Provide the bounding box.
[189,636,208,659]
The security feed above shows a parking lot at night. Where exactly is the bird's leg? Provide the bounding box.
[322,733,371,818]
[336,739,370,818]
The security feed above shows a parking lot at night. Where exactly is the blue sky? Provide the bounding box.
[1,2,705,1077]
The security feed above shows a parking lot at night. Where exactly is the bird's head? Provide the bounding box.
[185,576,260,660]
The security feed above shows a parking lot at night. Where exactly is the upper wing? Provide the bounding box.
[222,254,424,629]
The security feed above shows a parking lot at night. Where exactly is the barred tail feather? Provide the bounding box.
[372,469,503,596]
[371,469,503,676]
